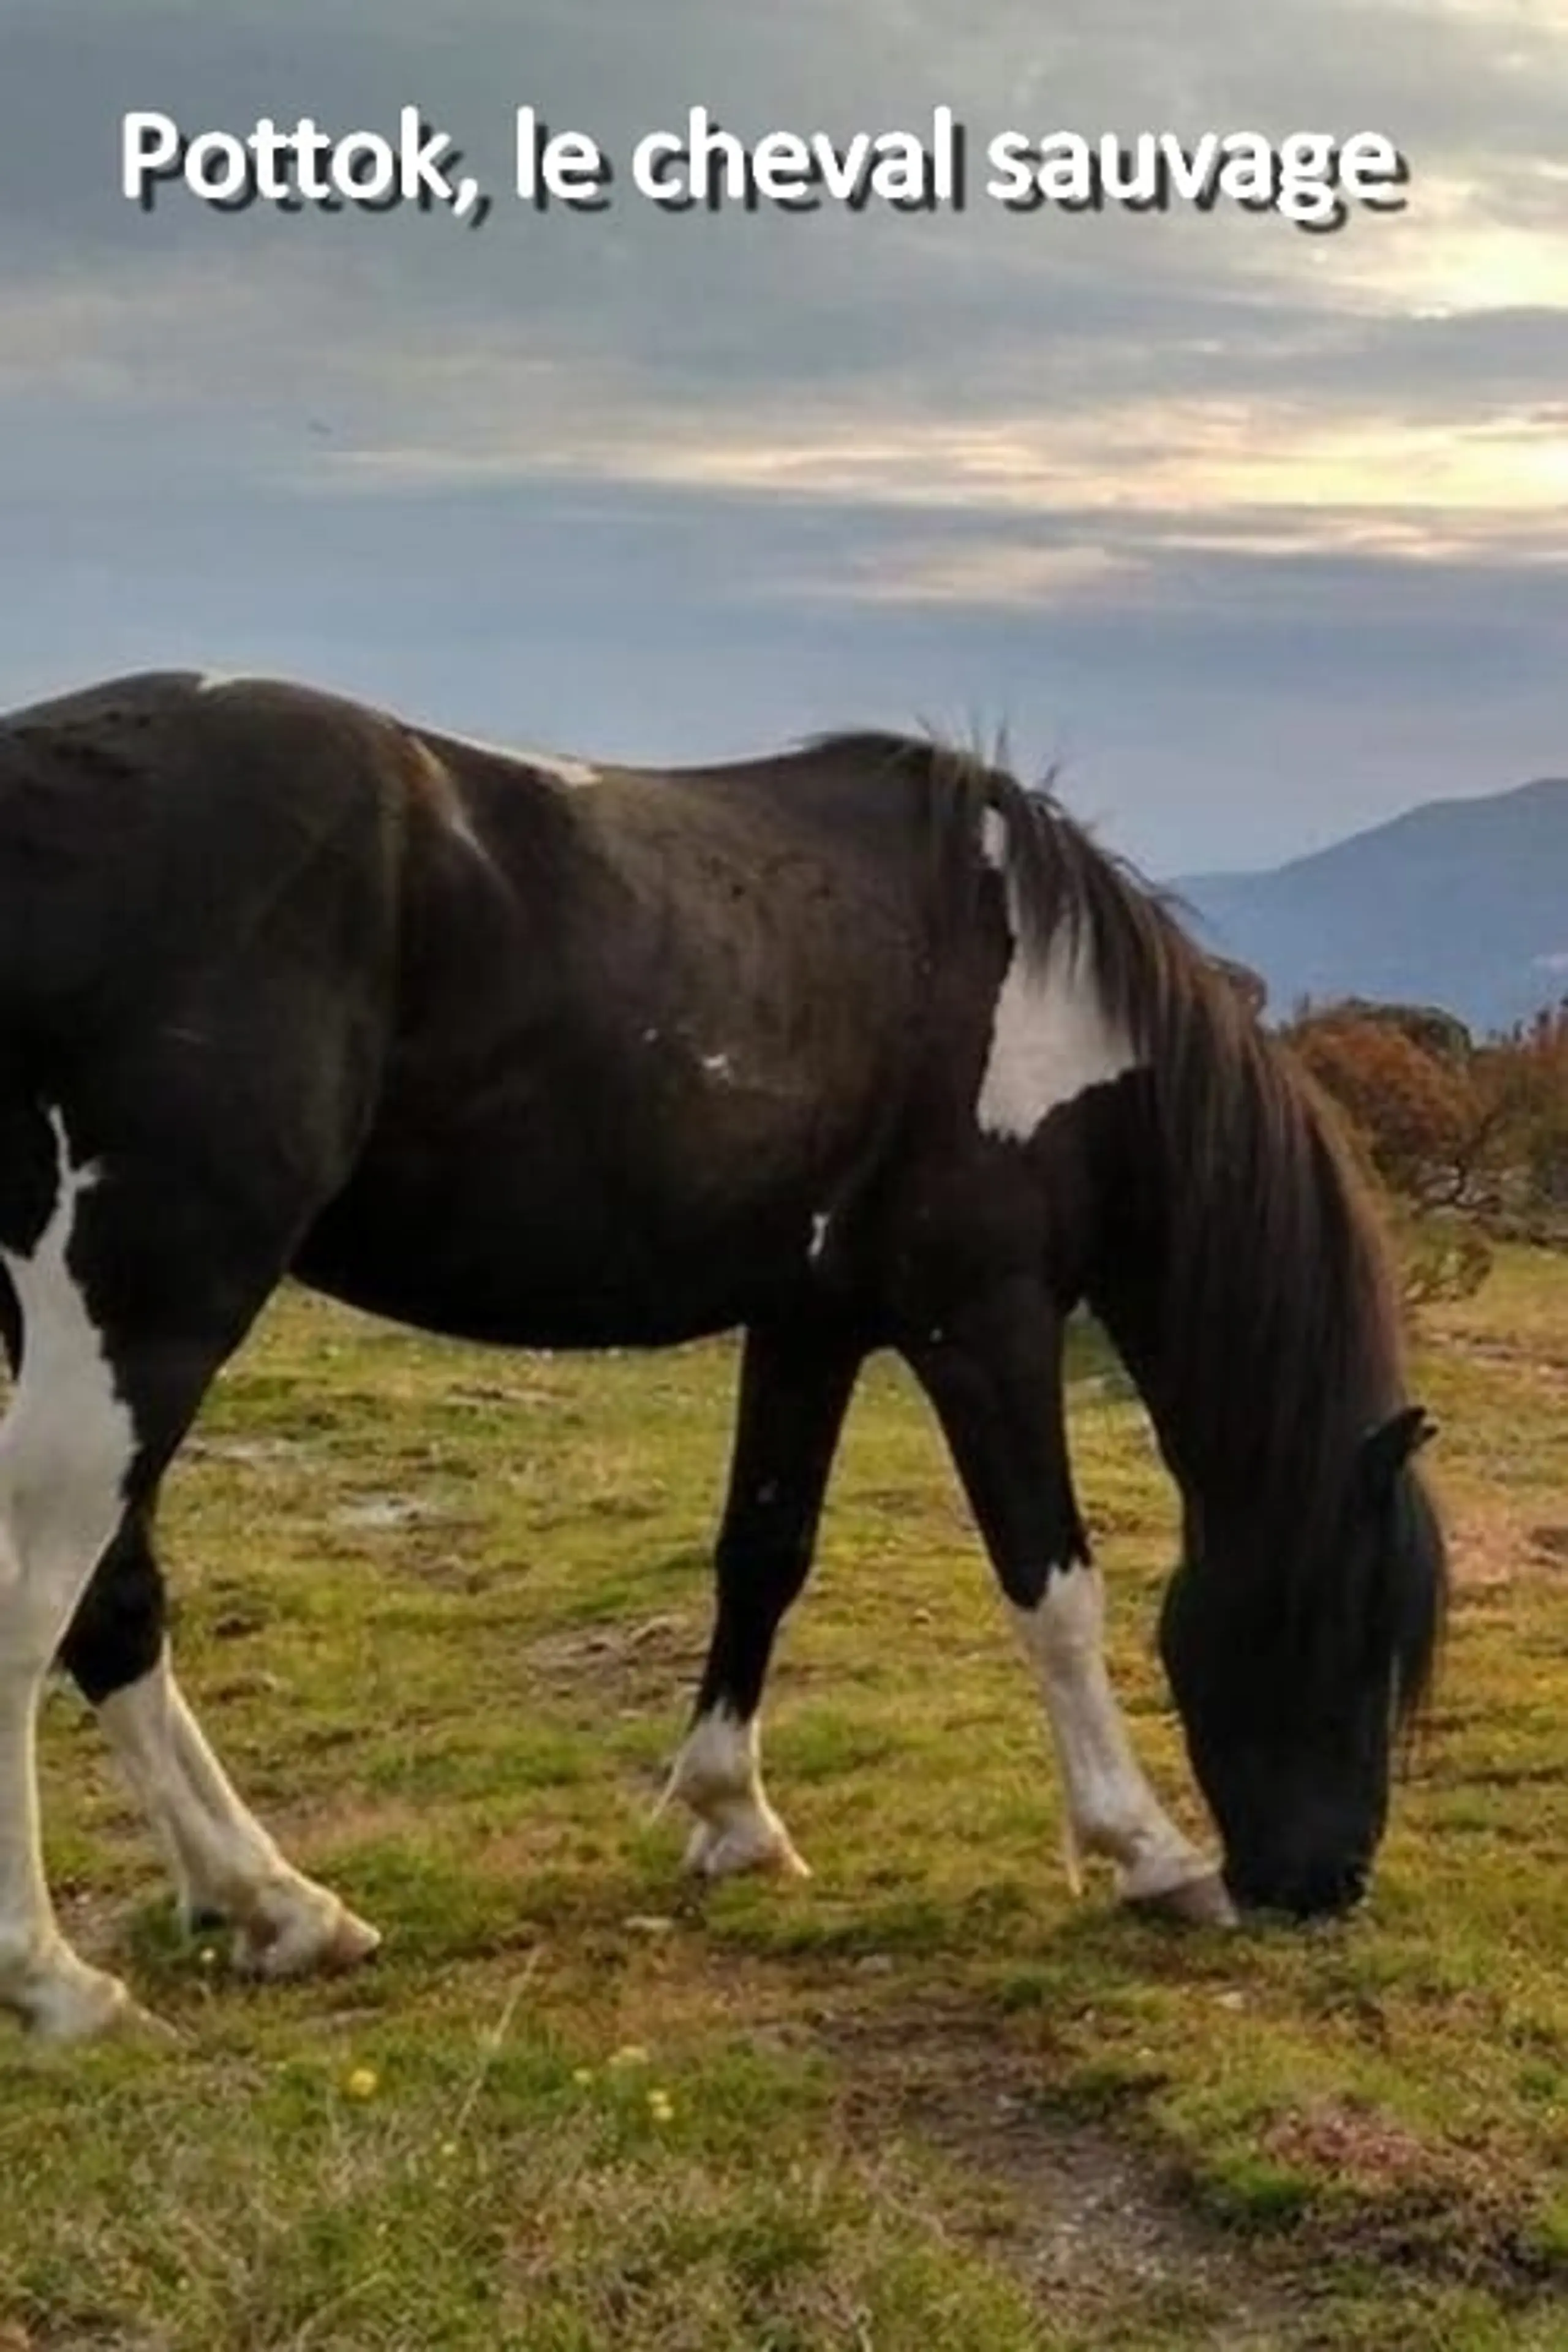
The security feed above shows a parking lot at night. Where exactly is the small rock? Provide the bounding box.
[627,1616,684,1648]
[336,1496,444,1531]
[211,1610,263,1642]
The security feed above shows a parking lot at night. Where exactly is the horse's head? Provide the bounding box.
[951,745,1452,1925]
[1157,1405,1445,1918]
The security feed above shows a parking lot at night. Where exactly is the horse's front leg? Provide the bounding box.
[660,1316,863,1881]
[905,1279,1234,1924]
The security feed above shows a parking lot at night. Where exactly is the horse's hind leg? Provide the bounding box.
[903,1278,1233,1924]
[62,1501,378,1978]
[0,1115,213,2036]
[662,1318,862,1880]
[0,1117,182,2036]
[0,1097,366,2038]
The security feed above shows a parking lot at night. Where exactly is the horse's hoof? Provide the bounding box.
[113,2000,188,2051]
[232,1890,382,1980]
[325,1908,383,1970]
[1130,1870,1237,1928]
[21,1967,180,2049]
[682,1815,811,1882]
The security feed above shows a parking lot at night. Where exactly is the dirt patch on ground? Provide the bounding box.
[1442,1496,1568,1587]
[1265,2099,1468,2198]
[1261,2098,1557,2291]
[1434,1334,1568,1381]
[812,1995,1308,2345]
[526,1613,707,1709]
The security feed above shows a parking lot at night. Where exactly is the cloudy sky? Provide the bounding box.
[2,0,1564,875]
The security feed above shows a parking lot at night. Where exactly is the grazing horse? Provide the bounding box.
[0,672,1446,2040]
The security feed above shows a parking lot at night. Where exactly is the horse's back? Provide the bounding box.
[0,674,997,1349]
[295,731,945,1345]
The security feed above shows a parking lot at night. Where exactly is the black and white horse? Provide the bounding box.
[0,672,1446,2040]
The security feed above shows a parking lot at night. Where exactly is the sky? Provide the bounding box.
[1,0,1564,876]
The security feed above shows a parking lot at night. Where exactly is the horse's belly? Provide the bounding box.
[290,1129,821,1349]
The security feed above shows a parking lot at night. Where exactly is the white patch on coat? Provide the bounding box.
[808,1210,831,1263]
[97,1647,380,1975]
[0,1109,140,2034]
[701,1052,734,1081]
[976,809,1139,1142]
[443,729,598,788]
[0,1112,130,1605]
[660,1703,809,1879]
[1009,1564,1211,1902]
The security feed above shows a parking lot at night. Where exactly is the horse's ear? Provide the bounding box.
[1359,1406,1437,1499]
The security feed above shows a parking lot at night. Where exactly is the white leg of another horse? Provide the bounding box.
[0,1124,146,2038]
[97,1647,379,1977]
[1012,1562,1235,1923]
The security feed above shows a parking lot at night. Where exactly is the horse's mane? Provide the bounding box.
[810,727,1444,1728]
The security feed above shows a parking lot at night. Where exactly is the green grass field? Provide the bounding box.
[7,1250,1568,2349]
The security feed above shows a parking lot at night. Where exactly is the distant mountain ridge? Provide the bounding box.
[1172,775,1568,1038]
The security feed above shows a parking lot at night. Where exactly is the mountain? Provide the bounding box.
[1172,775,1568,1038]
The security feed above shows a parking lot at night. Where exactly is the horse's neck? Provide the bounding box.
[1075,1092,1185,1455]
[1077,1081,1252,1515]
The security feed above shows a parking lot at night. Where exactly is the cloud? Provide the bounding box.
[0,0,1563,870]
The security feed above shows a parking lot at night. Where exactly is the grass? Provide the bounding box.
[7,1254,1568,2346]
